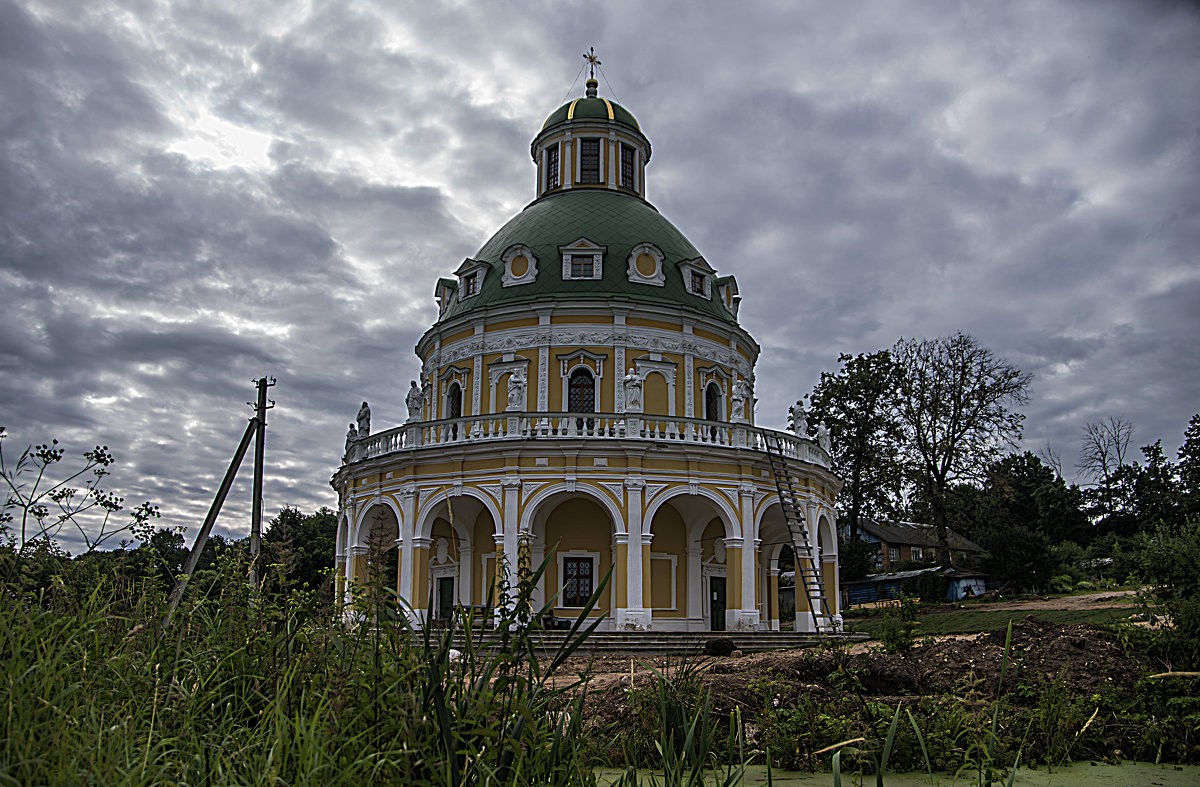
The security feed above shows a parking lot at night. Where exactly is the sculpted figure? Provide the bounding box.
[506,369,526,411]
[788,400,809,436]
[405,381,425,422]
[816,421,831,453]
[731,378,750,422]
[344,423,359,463]
[623,368,643,412]
[356,401,371,437]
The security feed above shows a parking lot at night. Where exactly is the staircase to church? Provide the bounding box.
[760,430,833,633]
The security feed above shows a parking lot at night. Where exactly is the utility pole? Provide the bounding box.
[162,377,274,630]
[248,376,274,590]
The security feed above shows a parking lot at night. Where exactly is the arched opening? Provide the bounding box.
[355,504,400,620]
[704,382,721,421]
[567,368,595,412]
[567,367,595,430]
[527,492,617,622]
[445,382,462,438]
[645,492,740,632]
[704,382,722,439]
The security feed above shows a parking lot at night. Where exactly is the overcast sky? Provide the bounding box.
[2,0,1197,550]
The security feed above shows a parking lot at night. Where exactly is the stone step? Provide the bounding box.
[440,630,865,654]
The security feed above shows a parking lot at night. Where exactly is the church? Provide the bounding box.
[331,69,842,632]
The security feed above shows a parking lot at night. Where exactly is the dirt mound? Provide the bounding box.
[564,616,1148,728]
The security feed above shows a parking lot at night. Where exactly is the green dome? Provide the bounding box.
[436,190,735,324]
[541,96,642,135]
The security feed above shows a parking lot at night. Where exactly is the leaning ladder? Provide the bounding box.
[761,431,831,633]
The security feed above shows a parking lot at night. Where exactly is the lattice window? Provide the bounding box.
[563,557,594,606]
[546,143,559,190]
[568,368,595,413]
[570,254,594,278]
[580,139,600,184]
[620,143,635,189]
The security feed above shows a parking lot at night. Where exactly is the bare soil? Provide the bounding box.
[547,592,1148,738]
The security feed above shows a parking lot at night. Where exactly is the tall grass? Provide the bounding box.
[0,547,608,785]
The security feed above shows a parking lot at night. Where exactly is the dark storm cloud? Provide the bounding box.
[2,0,1197,552]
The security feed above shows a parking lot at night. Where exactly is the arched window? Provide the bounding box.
[446,382,462,439]
[567,368,595,413]
[705,382,721,421]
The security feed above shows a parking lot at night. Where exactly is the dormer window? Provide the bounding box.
[453,258,489,301]
[677,257,715,299]
[560,238,606,280]
[620,144,635,190]
[545,143,560,190]
[580,139,601,184]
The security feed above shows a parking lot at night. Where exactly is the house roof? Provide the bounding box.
[858,519,984,553]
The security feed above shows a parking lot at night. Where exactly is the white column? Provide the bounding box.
[501,477,521,602]
[620,478,650,630]
[398,487,417,606]
[735,485,760,630]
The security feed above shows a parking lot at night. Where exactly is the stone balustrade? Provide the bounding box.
[350,412,831,469]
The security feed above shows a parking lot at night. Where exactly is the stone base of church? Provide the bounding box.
[615,607,652,631]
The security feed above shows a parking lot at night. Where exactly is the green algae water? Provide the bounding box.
[599,761,1200,785]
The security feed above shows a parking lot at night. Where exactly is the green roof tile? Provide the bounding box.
[435,190,736,325]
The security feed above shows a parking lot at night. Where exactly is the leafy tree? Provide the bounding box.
[837,537,876,582]
[892,333,1032,566]
[807,350,904,539]
[1178,414,1200,518]
[261,506,337,591]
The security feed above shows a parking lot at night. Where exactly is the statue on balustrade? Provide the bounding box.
[816,421,831,453]
[357,401,371,437]
[623,368,643,412]
[405,381,425,422]
[731,377,750,422]
[507,369,526,412]
[343,423,359,464]
[788,400,809,437]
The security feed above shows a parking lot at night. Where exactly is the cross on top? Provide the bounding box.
[583,47,601,79]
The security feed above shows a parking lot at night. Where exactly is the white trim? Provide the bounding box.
[626,242,665,286]
[631,356,677,416]
[501,244,538,287]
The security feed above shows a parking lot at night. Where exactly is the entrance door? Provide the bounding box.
[709,577,726,631]
[436,576,455,620]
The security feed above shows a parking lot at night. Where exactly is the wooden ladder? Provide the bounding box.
[761,430,831,633]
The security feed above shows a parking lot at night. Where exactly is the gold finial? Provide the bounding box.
[583,47,601,79]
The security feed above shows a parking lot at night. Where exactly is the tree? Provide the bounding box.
[892,333,1032,566]
[1178,414,1200,518]
[807,350,904,539]
[261,506,337,591]
[1078,417,1135,526]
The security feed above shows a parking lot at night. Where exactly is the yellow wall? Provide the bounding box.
[644,372,669,416]
[543,497,612,616]
[693,327,726,344]
[486,318,538,332]
[472,511,495,605]
[649,503,687,617]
